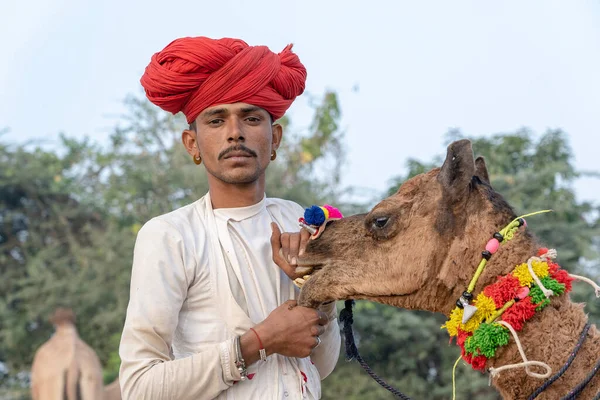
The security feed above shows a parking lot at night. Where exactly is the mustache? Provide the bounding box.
[218,145,257,160]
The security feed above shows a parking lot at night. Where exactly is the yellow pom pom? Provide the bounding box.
[512,260,549,286]
[474,293,496,320]
[530,260,549,279]
[513,263,534,286]
[443,307,463,337]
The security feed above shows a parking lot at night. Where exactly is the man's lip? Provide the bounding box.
[223,151,254,159]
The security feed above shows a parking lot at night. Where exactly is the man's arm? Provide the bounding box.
[119,219,237,400]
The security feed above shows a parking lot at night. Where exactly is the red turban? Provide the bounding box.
[140,36,307,123]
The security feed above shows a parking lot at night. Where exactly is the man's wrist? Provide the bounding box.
[240,324,275,366]
[250,324,276,357]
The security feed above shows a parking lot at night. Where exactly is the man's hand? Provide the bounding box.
[270,223,311,280]
[253,300,329,358]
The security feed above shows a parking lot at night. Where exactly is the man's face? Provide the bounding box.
[189,102,281,185]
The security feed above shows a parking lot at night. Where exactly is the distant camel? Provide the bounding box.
[297,140,600,399]
[30,308,104,400]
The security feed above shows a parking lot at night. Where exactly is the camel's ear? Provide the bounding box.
[437,139,475,202]
[475,156,491,186]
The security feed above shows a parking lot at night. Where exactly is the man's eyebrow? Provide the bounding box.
[240,106,264,114]
[202,108,228,118]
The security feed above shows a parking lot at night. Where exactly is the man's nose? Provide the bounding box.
[227,118,245,142]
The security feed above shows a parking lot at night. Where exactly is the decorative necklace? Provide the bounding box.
[441,211,574,371]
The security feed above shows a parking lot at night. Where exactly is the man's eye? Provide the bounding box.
[209,119,223,125]
[246,117,261,123]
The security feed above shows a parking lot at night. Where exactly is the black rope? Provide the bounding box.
[560,355,600,400]
[339,300,412,399]
[528,323,591,400]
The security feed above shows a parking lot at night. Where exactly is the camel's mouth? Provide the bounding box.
[293,260,326,288]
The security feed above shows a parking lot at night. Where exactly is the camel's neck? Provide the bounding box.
[436,228,600,398]
[490,298,600,399]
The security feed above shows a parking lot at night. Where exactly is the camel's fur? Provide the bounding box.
[297,140,600,399]
[30,308,105,400]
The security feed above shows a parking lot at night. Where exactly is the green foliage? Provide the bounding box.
[322,303,500,399]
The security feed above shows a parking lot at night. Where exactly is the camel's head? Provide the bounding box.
[297,139,522,312]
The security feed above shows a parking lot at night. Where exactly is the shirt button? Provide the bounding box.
[284,391,289,397]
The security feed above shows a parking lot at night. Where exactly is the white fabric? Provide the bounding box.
[119,193,340,400]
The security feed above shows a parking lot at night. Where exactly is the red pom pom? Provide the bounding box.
[547,262,560,275]
[537,248,549,256]
[456,329,471,347]
[471,355,488,371]
[552,269,574,293]
[484,275,521,308]
[501,296,537,331]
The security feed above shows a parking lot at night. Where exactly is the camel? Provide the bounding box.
[30,308,105,400]
[296,139,600,399]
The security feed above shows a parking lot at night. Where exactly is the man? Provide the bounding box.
[31,308,104,400]
[119,36,340,400]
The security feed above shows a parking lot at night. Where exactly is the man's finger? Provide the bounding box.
[271,223,298,279]
[316,325,326,336]
[298,229,310,256]
[316,311,328,326]
[281,232,291,263]
[288,233,300,264]
[270,223,282,258]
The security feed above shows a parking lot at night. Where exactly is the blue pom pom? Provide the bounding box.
[304,205,326,226]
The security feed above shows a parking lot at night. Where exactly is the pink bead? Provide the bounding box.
[516,287,530,300]
[485,238,500,254]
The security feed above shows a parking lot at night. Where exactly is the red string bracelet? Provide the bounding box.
[250,328,267,361]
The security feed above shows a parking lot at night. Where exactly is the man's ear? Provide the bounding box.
[437,139,475,202]
[181,129,199,157]
[271,123,283,151]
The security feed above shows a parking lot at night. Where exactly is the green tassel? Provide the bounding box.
[464,323,510,358]
[530,276,565,310]
[541,276,566,295]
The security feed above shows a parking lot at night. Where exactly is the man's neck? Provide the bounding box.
[208,178,266,209]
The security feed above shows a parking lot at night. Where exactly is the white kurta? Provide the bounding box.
[119,194,340,400]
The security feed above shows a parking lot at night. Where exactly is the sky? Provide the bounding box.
[1,0,599,205]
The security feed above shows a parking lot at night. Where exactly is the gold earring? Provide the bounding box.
[193,154,202,165]
[270,150,277,161]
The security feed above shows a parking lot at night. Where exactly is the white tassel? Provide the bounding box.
[540,248,558,261]
[488,321,552,380]
[569,274,600,298]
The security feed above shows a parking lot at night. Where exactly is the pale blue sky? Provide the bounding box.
[1,0,599,204]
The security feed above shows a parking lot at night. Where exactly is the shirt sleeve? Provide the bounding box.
[309,301,341,379]
[119,218,237,400]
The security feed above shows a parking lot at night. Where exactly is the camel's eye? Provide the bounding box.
[373,217,390,229]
